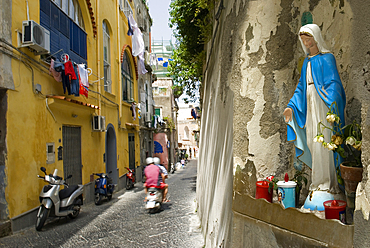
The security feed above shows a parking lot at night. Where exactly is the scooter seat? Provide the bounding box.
[59,185,79,199]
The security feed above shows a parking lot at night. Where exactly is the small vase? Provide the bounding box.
[340,162,363,193]
[340,162,363,224]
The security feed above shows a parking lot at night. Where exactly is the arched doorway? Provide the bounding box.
[105,124,118,184]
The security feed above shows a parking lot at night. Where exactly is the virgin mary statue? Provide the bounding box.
[283,24,346,210]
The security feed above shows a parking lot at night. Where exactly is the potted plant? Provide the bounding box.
[314,103,362,212]
[292,169,308,207]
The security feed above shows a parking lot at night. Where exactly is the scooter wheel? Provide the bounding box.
[68,204,80,219]
[95,193,102,205]
[107,194,112,201]
[126,179,132,190]
[35,206,49,231]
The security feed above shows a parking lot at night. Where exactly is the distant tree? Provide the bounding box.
[168,0,213,102]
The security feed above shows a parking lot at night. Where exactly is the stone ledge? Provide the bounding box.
[233,193,353,247]
[0,221,11,238]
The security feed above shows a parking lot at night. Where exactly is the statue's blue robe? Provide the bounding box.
[287,53,346,169]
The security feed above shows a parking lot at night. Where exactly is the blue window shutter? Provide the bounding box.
[50,4,59,31]
[50,28,60,57]
[40,0,50,15]
[59,11,69,38]
[80,30,87,60]
[59,33,70,58]
[70,21,80,55]
[40,11,50,29]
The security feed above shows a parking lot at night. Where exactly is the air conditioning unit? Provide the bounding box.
[145,112,151,123]
[92,116,106,132]
[22,20,50,54]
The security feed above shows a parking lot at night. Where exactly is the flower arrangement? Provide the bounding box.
[313,103,362,167]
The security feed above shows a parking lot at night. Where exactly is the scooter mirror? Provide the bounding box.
[40,167,46,174]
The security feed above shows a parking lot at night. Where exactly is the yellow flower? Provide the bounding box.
[353,141,362,151]
[331,135,343,146]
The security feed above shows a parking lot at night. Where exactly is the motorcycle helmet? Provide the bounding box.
[153,157,160,165]
[146,157,154,165]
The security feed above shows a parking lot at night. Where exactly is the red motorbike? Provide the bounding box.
[126,167,135,190]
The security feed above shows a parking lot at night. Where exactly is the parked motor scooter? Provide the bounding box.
[93,171,115,205]
[125,167,135,190]
[36,167,84,231]
[146,187,164,213]
[170,162,176,174]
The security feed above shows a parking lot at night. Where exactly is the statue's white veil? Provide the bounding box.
[298,24,330,55]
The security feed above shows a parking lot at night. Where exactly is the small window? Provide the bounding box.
[103,21,111,93]
[46,143,55,164]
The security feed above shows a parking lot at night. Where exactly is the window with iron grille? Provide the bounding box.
[122,51,134,102]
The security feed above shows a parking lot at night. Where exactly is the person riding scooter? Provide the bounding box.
[153,157,170,202]
[144,157,168,203]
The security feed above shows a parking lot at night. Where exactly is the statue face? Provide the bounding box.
[300,34,318,54]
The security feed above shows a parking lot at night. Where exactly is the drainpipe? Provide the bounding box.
[96,0,101,115]
[117,0,122,122]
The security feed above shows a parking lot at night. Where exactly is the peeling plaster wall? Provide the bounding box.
[196,3,234,246]
[0,0,14,90]
[197,0,370,246]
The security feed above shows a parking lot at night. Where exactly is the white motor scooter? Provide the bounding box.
[146,187,163,213]
[36,167,84,231]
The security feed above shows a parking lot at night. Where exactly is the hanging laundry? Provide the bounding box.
[77,64,89,98]
[61,71,71,95]
[127,17,134,36]
[137,56,148,75]
[153,116,157,129]
[64,60,77,80]
[191,108,197,119]
[128,13,145,57]
[137,103,141,119]
[49,59,62,82]
[150,53,158,69]
[131,102,137,120]
[69,64,80,96]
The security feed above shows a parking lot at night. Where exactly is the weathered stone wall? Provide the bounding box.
[0,0,14,90]
[349,0,370,246]
[198,0,370,246]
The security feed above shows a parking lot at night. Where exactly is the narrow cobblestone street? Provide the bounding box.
[0,159,203,248]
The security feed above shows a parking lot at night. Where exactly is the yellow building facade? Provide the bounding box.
[0,0,142,224]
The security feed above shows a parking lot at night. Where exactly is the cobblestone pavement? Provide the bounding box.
[0,159,204,248]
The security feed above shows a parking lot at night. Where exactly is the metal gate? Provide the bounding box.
[128,133,135,170]
[62,126,82,185]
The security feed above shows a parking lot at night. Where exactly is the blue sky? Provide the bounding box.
[148,0,173,41]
